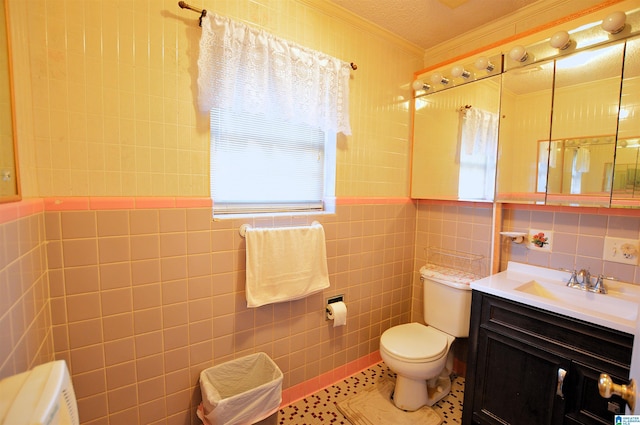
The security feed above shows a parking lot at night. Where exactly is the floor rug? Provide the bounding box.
[336,378,442,425]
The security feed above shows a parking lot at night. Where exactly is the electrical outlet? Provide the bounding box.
[602,236,640,265]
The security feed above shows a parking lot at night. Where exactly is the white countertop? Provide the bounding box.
[470,262,640,334]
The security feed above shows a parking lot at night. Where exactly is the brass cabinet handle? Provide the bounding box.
[599,373,636,412]
[557,368,567,398]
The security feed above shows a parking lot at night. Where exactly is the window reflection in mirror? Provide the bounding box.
[612,36,640,207]
[545,42,625,207]
[411,75,501,201]
[612,138,640,195]
[496,60,554,204]
[539,135,617,197]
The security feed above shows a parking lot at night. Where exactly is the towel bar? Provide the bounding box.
[239,221,321,238]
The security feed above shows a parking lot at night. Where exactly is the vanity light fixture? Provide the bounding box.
[430,72,449,85]
[508,45,528,62]
[601,11,626,34]
[451,65,471,79]
[412,79,430,91]
[474,56,495,72]
[619,107,630,120]
[549,30,571,50]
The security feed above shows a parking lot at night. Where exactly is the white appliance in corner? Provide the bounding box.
[0,360,79,425]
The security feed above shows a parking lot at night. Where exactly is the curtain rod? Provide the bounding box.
[177,1,358,70]
[178,1,207,26]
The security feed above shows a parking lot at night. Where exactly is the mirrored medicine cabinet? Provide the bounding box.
[611,35,640,207]
[0,0,20,202]
[411,74,501,202]
[411,13,640,209]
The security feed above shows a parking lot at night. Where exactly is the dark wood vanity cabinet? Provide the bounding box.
[462,291,634,425]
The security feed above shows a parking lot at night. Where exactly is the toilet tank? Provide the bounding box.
[422,269,473,337]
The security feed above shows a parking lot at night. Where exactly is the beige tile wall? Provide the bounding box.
[9,0,423,198]
[0,209,53,378]
[46,201,416,425]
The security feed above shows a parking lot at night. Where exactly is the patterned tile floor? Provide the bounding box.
[276,362,464,424]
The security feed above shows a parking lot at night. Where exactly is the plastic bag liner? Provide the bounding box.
[199,352,283,425]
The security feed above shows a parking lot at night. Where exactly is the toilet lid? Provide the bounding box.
[380,323,448,363]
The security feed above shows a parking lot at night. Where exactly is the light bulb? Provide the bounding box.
[508,45,528,62]
[412,79,429,91]
[474,56,494,72]
[430,72,449,85]
[602,11,626,34]
[451,65,471,79]
[550,31,571,50]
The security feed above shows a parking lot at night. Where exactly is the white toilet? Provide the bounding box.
[380,268,473,411]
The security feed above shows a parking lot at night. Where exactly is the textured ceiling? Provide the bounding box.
[329,0,542,50]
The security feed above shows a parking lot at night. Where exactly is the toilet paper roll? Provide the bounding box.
[327,301,347,327]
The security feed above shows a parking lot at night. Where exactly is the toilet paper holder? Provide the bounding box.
[326,294,344,320]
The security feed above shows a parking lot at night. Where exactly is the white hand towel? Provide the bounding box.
[245,223,330,308]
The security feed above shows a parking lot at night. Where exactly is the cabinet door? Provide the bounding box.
[410,75,501,201]
[470,328,569,425]
[563,361,628,425]
[611,36,640,208]
[546,42,625,207]
[495,59,553,204]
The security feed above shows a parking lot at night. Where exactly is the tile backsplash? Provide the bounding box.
[501,205,640,283]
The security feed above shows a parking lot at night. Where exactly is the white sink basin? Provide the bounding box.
[515,280,560,299]
[471,262,640,333]
[514,279,639,322]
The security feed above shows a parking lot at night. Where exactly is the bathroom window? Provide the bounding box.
[200,13,348,216]
[210,108,336,215]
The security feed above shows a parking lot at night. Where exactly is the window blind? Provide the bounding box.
[210,108,327,214]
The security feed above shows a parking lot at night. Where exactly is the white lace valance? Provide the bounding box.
[197,13,352,135]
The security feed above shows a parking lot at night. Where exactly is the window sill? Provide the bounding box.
[212,209,336,221]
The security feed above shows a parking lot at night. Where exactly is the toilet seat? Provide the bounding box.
[381,323,448,363]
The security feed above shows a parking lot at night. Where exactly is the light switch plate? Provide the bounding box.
[602,236,640,265]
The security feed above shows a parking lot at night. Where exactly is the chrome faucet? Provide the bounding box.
[592,274,608,294]
[577,269,591,289]
[565,268,608,294]
[566,270,579,287]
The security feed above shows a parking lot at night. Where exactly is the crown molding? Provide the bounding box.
[420,0,625,69]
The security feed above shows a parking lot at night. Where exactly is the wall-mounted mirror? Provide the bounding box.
[498,41,627,207]
[612,36,640,208]
[411,75,501,201]
[414,9,640,208]
[0,0,19,201]
[496,59,554,204]
[540,135,617,198]
[544,42,625,207]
